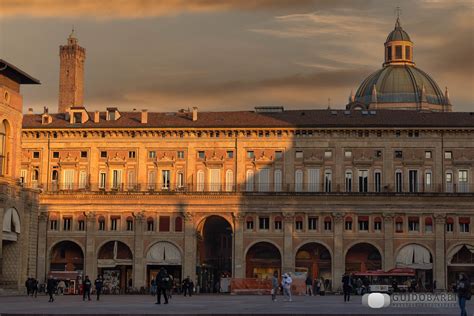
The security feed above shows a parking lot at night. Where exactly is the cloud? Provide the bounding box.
[1,0,315,19]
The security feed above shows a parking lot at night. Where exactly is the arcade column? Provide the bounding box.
[133,212,146,288]
[183,212,196,282]
[85,212,97,281]
[232,212,245,278]
[434,214,446,290]
[282,212,294,273]
[36,211,48,283]
[332,212,344,291]
[383,213,395,271]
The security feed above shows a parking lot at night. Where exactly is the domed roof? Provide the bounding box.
[386,18,411,42]
[354,65,448,106]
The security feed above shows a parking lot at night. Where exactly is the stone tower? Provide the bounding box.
[58,29,85,113]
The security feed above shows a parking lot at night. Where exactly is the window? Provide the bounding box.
[159,216,170,232]
[247,151,255,159]
[62,169,75,190]
[358,170,368,192]
[324,170,332,192]
[405,46,411,60]
[20,169,27,184]
[446,172,453,192]
[79,170,87,189]
[127,170,136,190]
[409,170,418,193]
[246,217,254,230]
[395,150,403,159]
[259,217,269,230]
[295,170,303,192]
[177,151,185,159]
[308,217,318,230]
[425,217,433,233]
[375,150,383,158]
[78,219,85,231]
[245,170,254,192]
[444,151,452,159]
[395,218,403,233]
[52,151,59,158]
[408,217,419,232]
[50,219,58,231]
[99,171,106,189]
[295,151,303,159]
[425,171,432,191]
[374,171,382,193]
[395,131,401,137]
[33,151,40,159]
[324,150,332,158]
[198,151,205,159]
[224,170,233,192]
[395,45,402,59]
[98,217,106,231]
[147,218,154,231]
[128,151,136,158]
[387,46,392,60]
[175,217,183,232]
[345,217,353,230]
[395,171,403,193]
[345,171,353,192]
[458,170,468,193]
[226,151,233,159]
[258,168,270,192]
[446,218,454,232]
[275,151,283,160]
[374,218,382,231]
[425,151,432,159]
[274,169,282,192]
[324,217,332,231]
[162,170,171,189]
[177,172,185,189]
[73,112,82,123]
[148,151,156,159]
[459,217,470,233]
[197,170,205,192]
[274,217,282,230]
[111,218,118,231]
[126,217,133,231]
[295,217,303,231]
[344,151,352,158]
[100,151,107,158]
[112,169,122,189]
[358,217,369,231]
[307,168,319,192]
[80,151,88,158]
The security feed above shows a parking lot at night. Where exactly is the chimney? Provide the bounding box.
[192,107,198,121]
[28,108,33,114]
[94,111,100,123]
[141,109,148,124]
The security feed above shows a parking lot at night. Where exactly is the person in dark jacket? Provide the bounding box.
[94,276,103,301]
[46,275,56,302]
[457,273,471,316]
[305,275,313,296]
[182,276,193,297]
[25,278,32,296]
[31,278,38,298]
[342,273,352,302]
[155,267,169,304]
[83,276,92,301]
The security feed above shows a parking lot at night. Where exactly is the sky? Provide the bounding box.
[1,0,473,113]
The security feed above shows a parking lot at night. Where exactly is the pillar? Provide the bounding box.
[0,207,3,277]
[383,213,395,271]
[233,212,245,278]
[183,212,196,283]
[85,212,96,280]
[36,212,48,283]
[133,212,146,288]
[332,212,344,292]
[434,214,446,290]
[282,212,294,273]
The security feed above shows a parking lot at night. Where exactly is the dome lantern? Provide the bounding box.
[384,17,414,67]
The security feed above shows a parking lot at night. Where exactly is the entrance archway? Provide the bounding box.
[396,244,433,291]
[97,241,133,293]
[146,241,182,289]
[197,215,232,293]
[48,240,84,294]
[447,244,474,290]
[345,242,382,273]
[246,242,281,279]
[295,242,332,280]
[2,208,22,284]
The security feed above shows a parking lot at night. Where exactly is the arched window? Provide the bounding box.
[147,217,154,231]
[196,170,205,192]
[78,170,87,189]
[175,216,183,232]
[324,216,332,231]
[307,168,319,192]
[177,172,184,189]
[425,217,433,233]
[98,216,106,231]
[245,170,254,192]
[395,217,403,232]
[274,169,282,192]
[126,216,134,231]
[374,217,382,231]
[225,170,233,192]
[324,170,332,192]
[0,120,8,176]
[295,169,303,192]
[345,170,353,192]
[345,216,353,230]
[32,169,39,188]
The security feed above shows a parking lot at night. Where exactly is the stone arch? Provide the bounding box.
[245,241,282,278]
[2,207,21,235]
[447,243,474,265]
[48,239,85,257]
[295,241,332,280]
[345,241,383,273]
[146,241,183,265]
[97,240,133,260]
[394,242,435,265]
[294,240,333,259]
[48,240,85,274]
[395,243,434,291]
[95,239,134,256]
[195,213,234,234]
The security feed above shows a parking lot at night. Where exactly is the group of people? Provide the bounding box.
[42,275,104,303]
[24,277,39,297]
[304,276,327,296]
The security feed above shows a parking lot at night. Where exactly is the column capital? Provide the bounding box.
[282,212,294,222]
[38,212,49,222]
[332,212,344,223]
[232,212,246,222]
[85,211,96,222]
[383,213,395,222]
[182,212,194,223]
[133,211,146,222]
[434,213,446,224]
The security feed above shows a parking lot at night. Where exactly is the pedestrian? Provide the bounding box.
[155,267,169,304]
[342,273,352,302]
[94,275,103,301]
[57,280,65,295]
[315,278,320,295]
[271,271,279,302]
[281,273,293,302]
[31,278,38,298]
[167,273,173,299]
[46,275,56,302]
[456,273,471,316]
[83,276,92,301]
[182,276,193,297]
[150,279,156,296]
[305,275,313,296]
[319,277,326,296]
[25,278,31,296]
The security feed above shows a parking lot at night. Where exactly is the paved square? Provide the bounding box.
[0,294,471,315]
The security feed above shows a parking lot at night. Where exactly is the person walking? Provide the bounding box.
[305,275,313,296]
[282,273,293,302]
[94,275,103,301]
[31,278,38,298]
[155,267,169,304]
[57,280,65,295]
[183,276,193,297]
[342,273,352,302]
[46,275,56,302]
[271,271,279,302]
[456,273,471,316]
[150,279,156,296]
[25,278,32,296]
[82,276,92,301]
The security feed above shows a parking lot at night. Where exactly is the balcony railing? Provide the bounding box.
[19,182,474,195]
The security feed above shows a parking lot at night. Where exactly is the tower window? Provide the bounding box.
[395,45,402,59]
[387,46,392,60]
[405,46,411,60]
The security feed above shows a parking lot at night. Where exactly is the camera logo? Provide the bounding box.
[362,293,391,308]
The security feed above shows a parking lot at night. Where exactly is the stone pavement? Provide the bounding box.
[0,294,471,315]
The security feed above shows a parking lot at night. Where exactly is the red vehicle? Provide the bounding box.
[352,268,416,293]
